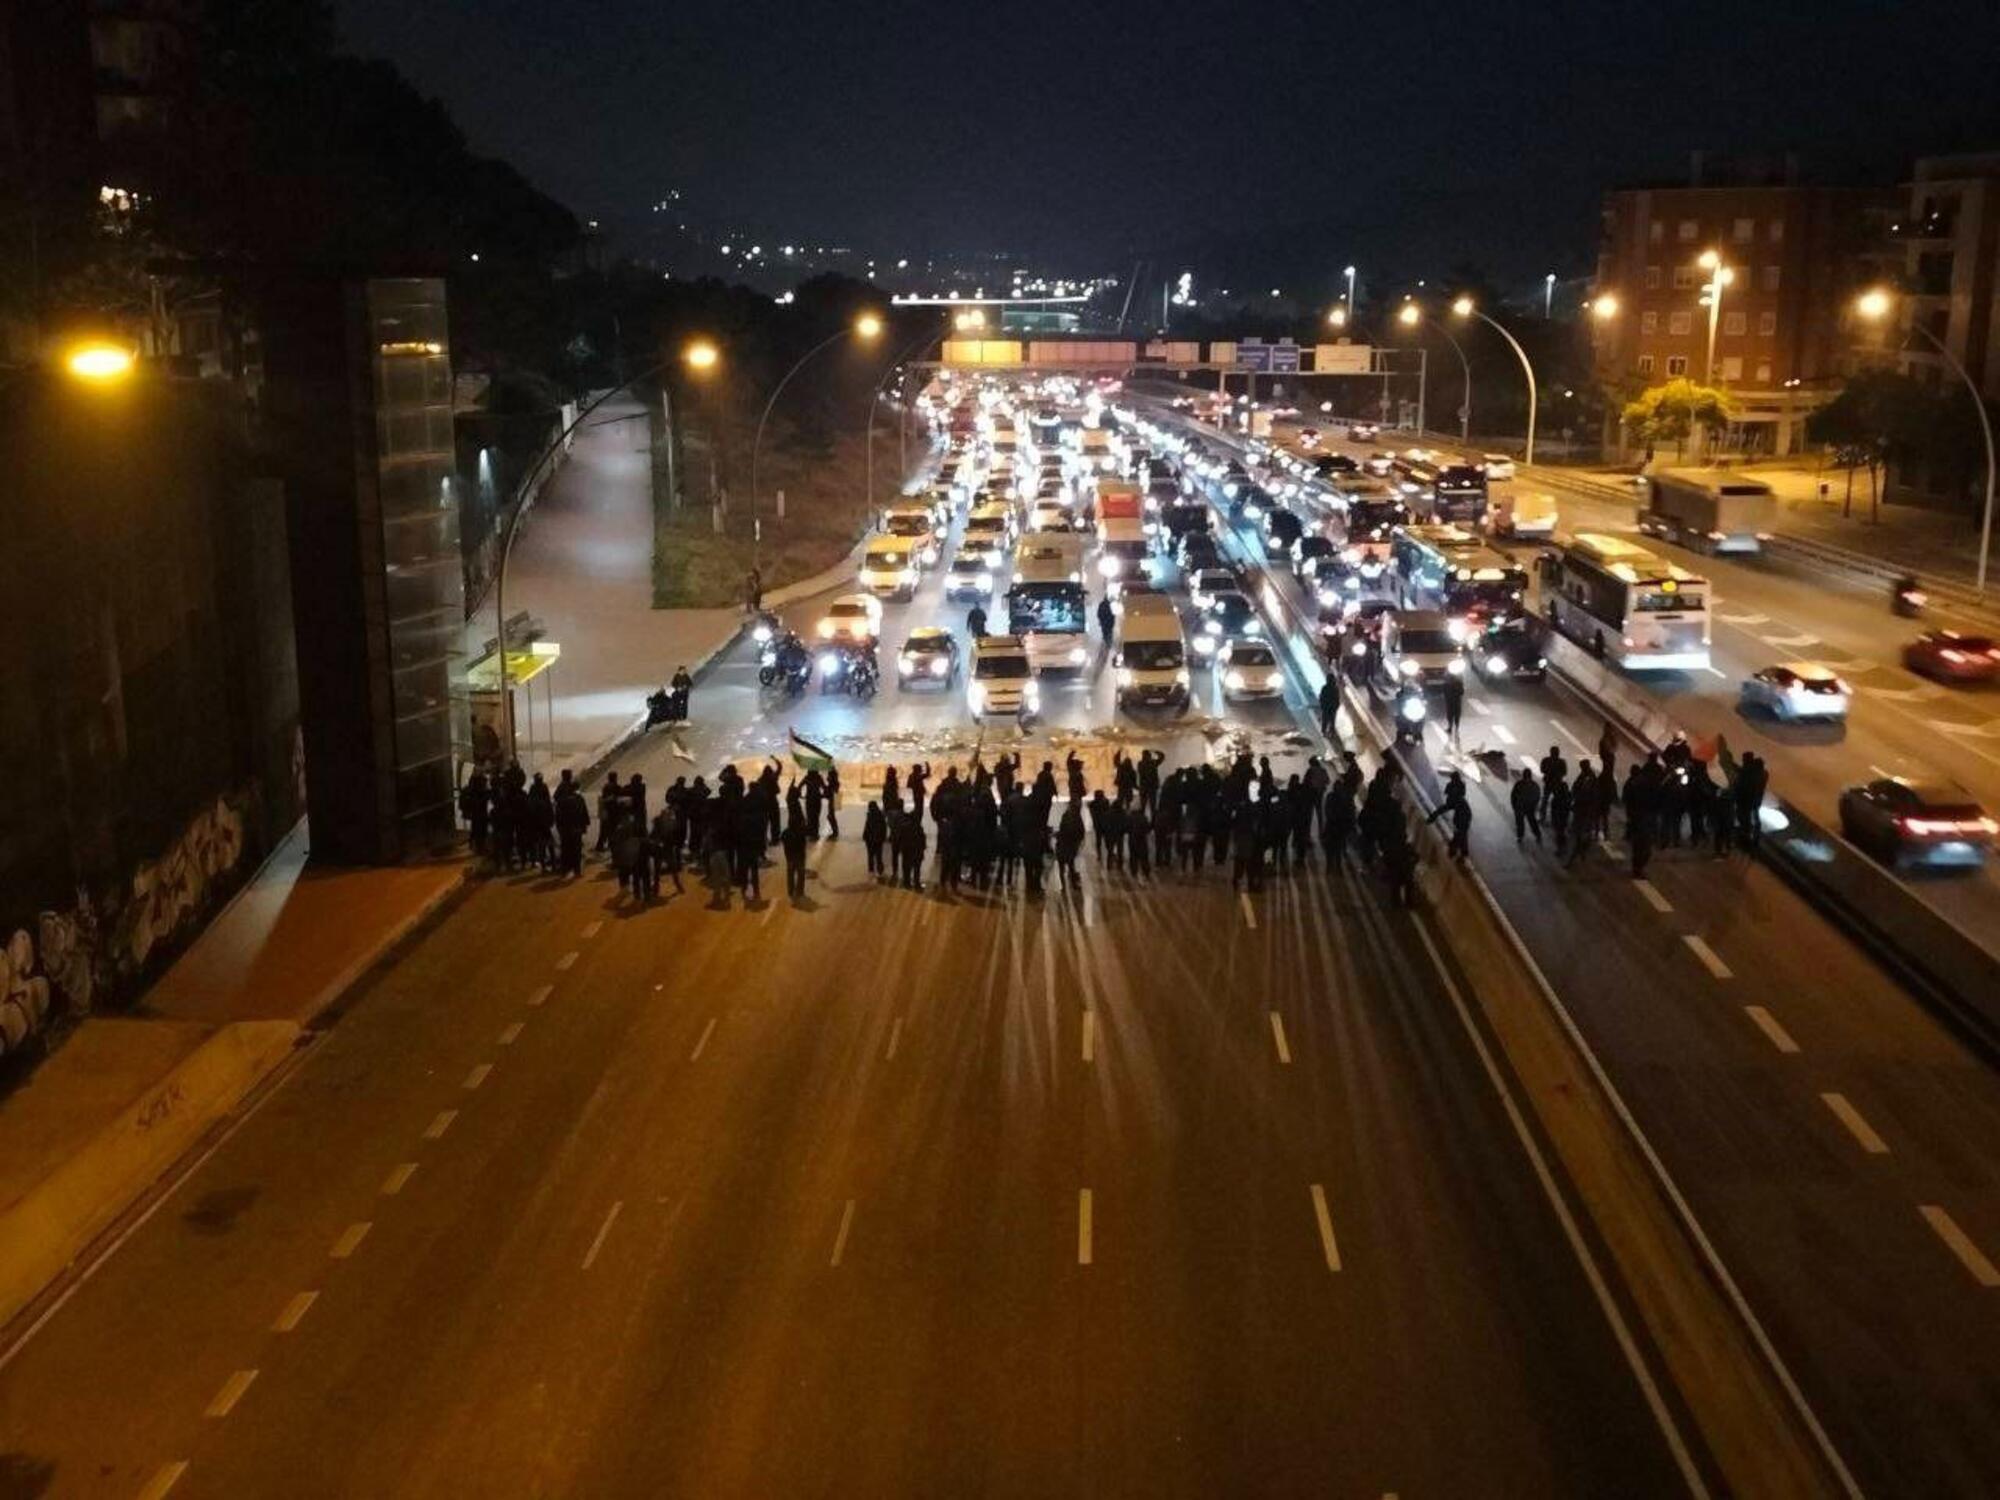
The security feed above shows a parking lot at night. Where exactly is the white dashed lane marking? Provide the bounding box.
[1078,1189,1094,1266]
[136,1461,189,1500]
[690,1017,717,1062]
[554,951,579,972]
[423,1110,457,1141]
[204,1369,257,1418]
[1310,1184,1343,1272]
[1633,879,1673,914]
[463,1063,492,1090]
[581,1201,623,1270]
[526,985,552,1008]
[1821,1093,1889,1155]
[830,1199,857,1267]
[1270,1011,1292,1064]
[329,1222,371,1260]
[1744,1007,1800,1054]
[271,1291,317,1333]
[1919,1206,2000,1288]
[1683,934,1733,980]
[381,1162,418,1196]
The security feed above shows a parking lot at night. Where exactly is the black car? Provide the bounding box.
[1313,453,1360,477]
[1295,535,1336,573]
[1263,507,1305,555]
[1838,779,1995,869]
[1473,619,1548,682]
[1176,531,1224,572]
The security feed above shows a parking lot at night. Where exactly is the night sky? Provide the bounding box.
[337,0,2000,285]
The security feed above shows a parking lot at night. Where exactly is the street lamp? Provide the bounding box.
[1326,305,1348,329]
[1544,272,1556,319]
[1344,265,1357,317]
[1856,287,1996,590]
[870,312,959,510]
[1398,302,1474,444]
[490,336,720,765]
[64,341,136,383]
[1697,250,1735,385]
[1452,297,1541,465]
[749,312,883,565]
[1591,294,1620,321]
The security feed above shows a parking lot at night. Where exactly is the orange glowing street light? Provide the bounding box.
[65,341,136,383]
[683,339,720,371]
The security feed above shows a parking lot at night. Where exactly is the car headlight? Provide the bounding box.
[1224,482,1240,497]
[898,653,916,675]
[1485,654,1508,675]
[1099,555,1121,578]
[1264,671,1283,689]
[1446,657,1465,675]
[1341,546,1362,564]
[1067,645,1087,665]
[1447,619,1469,642]
[820,653,841,676]
[1244,620,1262,635]
[1399,659,1420,677]
[1175,668,1191,685]
[759,648,777,667]
[930,657,948,677]
[1401,695,1427,722]
[1117,667,1133,687]
[1195,636,1217,656]
[1224,670,1246,691]
[975,571,992,590]
[753,623,774,644]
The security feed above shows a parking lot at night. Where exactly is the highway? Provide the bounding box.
[1149,396,2000,1496]
[0,470,1693,1496]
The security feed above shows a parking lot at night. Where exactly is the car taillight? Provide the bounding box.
[1940,649,1968,663]
[1901,816,1999,836]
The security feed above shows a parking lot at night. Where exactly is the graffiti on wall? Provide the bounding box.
[1,795,250,1063]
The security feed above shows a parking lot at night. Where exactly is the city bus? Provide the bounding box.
[1541,532,1710,671]
[1391,526,1529,637]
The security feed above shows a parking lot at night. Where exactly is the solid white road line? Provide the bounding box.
[1078,1189,1094,1266]
[526,984,552,1008]
[329,1222,371,1260]
[204,1369,257,1418]
[885,1016,903,1060]
[1701,665,1729,679]
[690,1017,717,1061]
[1683,934,1734,980]
[423,1110,457,1141]
[1269,1011,1292,1065]
[1491,722,1518,746]
[1551,719,1593,754]
[1744,1007,1801,1054]
[380,1163,418,1196]
[1633,879,1673,914]
[463,1063,492,1091]
[554,951,579,971]
[1082,1010,1096,1063]
[271,1291,317,1333]
[1309,1184,1343,1272]
[1821,1093,1889,1155]
[498,1022,524,1046]
[830,1199,857,1267]
[1918,1205,2000,1288]
[136,1461,189,1500]
[581,1201,623,1270]
[759,897,779,926]
[1239,892,1258,929]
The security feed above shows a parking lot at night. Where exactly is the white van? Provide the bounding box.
[1115,594,1191,710]
[1488,489,1558,539]
[858,537,919,601]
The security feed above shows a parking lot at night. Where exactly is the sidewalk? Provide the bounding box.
[0,823,466,1334]
[497,394,741,778]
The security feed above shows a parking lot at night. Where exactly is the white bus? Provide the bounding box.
[1541,533,1710,671]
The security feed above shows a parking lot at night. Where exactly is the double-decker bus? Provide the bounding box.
[1391,525,1529,638]
[1541,532,1710,671]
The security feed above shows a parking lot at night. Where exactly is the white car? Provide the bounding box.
[1027,499,1074,532]
[1481,453,1517,482]
[968,634,1039,720]
[1187,568,1237,612]
[816,593,882,643]
[1217,637,1284,701]
[1741,662,1851,721]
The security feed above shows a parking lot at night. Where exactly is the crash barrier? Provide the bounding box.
[1541,628,2000,1057]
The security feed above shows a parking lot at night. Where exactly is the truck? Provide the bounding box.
[1640,470,1778,554]
[1093,481,1149,586]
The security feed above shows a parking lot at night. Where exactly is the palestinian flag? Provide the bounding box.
[789,728,836,774]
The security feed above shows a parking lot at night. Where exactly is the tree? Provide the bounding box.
[1623,379,1736,461]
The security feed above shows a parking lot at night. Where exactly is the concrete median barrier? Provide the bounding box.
[0,1018,301,1333]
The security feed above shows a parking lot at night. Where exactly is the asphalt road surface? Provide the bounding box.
[0,816,1689,1497]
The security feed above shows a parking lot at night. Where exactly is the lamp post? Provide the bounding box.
[870,313,957,511]
[491,339,717,765]
[1397,301,1473,444]
[1452,296,1540,465]
[1344,265,1357,319]
[750,312,881,568]
[1857,287,1996,590]
[1697,250,1735,386]
[1543,272,1556,320]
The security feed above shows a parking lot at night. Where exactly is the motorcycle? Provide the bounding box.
[816,643,880,699]
[749,609,784,647]
[1392,681,1428,746]
[1891,579,1927,618]
[758,632,811,693]
[644,686,688,727]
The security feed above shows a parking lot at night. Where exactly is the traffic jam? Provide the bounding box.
[755,370,1994,873]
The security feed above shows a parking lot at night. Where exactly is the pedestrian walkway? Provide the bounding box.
[0,822,466,1334]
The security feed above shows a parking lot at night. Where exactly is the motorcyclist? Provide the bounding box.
[1892,574,1924,615]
